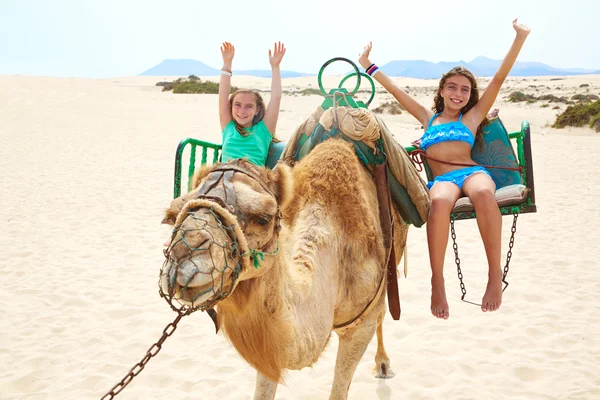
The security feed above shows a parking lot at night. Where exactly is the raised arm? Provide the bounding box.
[358,42,432,128]
[467,19,531,124]
[219,42,235,130]
[263,42,286,135]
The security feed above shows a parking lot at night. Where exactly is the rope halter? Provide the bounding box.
[159,161,282,314]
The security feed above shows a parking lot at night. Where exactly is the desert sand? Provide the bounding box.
[1,72,599,399]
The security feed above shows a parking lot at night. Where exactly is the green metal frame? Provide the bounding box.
[404,121,537,220]
[172,121,536,223]
[172,56,535,223]
[173,138,222,198]
[450,120,536,220]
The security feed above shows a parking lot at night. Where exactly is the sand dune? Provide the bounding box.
[1,74,599,399]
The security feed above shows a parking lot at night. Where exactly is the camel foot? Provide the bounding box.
[373,360,395,379]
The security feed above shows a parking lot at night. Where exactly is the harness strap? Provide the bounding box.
[374,158,401,320]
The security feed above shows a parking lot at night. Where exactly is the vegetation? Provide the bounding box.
[298,88,322,96]
[571,94,599,102]
[552,99,600,132]
[507,91,537,103]
[538,94,571,103]
[372,101,403,115]
[157,75,238,94]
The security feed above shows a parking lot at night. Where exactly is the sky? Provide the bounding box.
[0,0,598,78]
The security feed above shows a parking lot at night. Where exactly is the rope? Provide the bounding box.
[243,243,280,269]
[408,148,523,172]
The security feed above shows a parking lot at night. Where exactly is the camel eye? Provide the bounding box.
[255,215,272,226]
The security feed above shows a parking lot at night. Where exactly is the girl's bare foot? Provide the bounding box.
[482,272,503,312]
[431,277,449,319]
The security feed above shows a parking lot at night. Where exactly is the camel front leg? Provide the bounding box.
[373,310,395,378]
[253,372,278,400]
[330,319,378,400]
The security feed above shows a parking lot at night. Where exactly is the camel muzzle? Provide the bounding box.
[158,199,250,314]
[158,162,281,316]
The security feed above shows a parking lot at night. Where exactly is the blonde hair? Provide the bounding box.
[229,89,280,143]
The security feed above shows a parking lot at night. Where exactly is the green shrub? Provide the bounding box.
[540,103,549,108]
[508,91,536,102]
[298,88,322,96]
[158,77,238,94]
[537,94,569,103]
[591,114,600,132]
[571,94,599,102]
[552,99,600,129]
[372,101,403,115]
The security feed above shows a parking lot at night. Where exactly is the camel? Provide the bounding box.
[160,138,409,400]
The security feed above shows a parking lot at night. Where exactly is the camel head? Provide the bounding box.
[159,159,292,312]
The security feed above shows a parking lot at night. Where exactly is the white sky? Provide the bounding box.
[0,0,597,78]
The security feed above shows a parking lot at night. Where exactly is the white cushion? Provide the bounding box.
[453,184,529,213]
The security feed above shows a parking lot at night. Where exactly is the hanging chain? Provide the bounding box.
[100,308,191,400]
[502,214,518,292]
[453,213,519,306]
[450,218,468,301]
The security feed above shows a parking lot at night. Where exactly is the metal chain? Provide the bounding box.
[450,218,468,302]
[452,213,519,306]
[502,214,518,292]
[100,308,191,400]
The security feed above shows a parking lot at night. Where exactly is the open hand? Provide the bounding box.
[512,19,531,39]
[269,42,286,68]
[358,41,373,70]
[220,42,235,65]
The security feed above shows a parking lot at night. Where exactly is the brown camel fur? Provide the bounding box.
[161,139,408,400]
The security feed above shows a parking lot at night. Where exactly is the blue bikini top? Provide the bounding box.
[420,113,475,151]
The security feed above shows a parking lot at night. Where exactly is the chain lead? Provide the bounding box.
[100,308,190,400]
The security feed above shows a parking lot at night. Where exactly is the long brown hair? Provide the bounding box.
[432,66,489,141]
[229,89,280,143]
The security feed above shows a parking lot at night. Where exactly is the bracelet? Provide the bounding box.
[366,64,379,76]
[221,69,232,76]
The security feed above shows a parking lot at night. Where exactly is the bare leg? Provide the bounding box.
[463,173,502,312]
[427,182,462,319]
[373,310,394,378]
[330,317,378,399]
[254,372,278,400]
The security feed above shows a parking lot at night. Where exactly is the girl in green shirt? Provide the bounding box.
[218,41,285,166]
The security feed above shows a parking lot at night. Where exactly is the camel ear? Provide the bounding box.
[162,164,217,225]
[161,195,187,225]
[191,164,216,190]
[269,162,293,209]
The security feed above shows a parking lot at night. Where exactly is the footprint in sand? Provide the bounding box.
[514,366,541,382]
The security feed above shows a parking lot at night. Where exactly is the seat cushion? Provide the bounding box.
[265,141,287,169]
[471,117,523,188]
[452,184,530,213]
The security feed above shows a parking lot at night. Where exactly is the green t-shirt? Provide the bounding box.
[221,120,273,166]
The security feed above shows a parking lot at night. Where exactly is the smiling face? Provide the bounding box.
[440,75,472,111]
[433,67,480,116]
[231,92,260,128]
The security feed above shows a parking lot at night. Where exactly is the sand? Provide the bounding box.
[1,73,599,399]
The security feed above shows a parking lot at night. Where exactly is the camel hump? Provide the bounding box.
[278,111,430,227]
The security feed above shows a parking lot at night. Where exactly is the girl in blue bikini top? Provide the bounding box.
[420,113,475,151]
[357,18,531,320]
